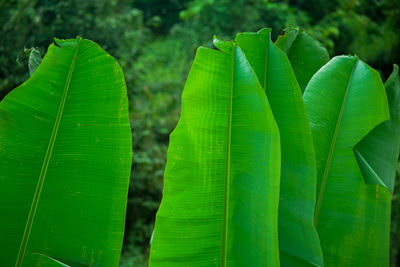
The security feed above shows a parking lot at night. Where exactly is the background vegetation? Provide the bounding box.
[1,0,399,266]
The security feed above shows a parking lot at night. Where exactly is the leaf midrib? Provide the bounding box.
[15,38,82,267]
[314,59,358,226]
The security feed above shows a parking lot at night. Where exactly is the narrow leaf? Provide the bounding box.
[304,55,390,266]
[276,26,329,93]
[235,28,323,267]
[0,38,132,266]
[150,44,281,266]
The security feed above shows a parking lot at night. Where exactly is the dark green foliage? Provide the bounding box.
[1,0,399,266]
[392,169,400,267]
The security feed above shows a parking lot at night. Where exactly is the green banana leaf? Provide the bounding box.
[276,26,329,93]
[230,28,323,267]
[0,37,132,266]
[304,55,390,266]
[150,44,281,266]
[354,64,400,193]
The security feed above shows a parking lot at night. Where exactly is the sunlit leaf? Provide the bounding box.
[150,44,281,266]
[304,55,390,266]
[233,28,323,267]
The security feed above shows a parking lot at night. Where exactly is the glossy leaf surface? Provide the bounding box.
[276,26,329,93]
[304,56,390,266]
[150,44,281,266]
[0,38,132,266]
[354,64,400,193]
[233,28,323,267]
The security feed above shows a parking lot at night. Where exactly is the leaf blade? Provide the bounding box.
[236,28,323,267]
[304,56,390,266]
[150,44,281,266]
[0,38,131,266]
[276,26,329,93]
[354,64,400,193]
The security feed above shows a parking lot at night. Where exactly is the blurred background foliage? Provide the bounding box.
[1,0,399,266]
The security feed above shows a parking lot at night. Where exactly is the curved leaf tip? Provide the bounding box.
[212,35,233,53]
[256,27,271,37]
[53,36,82,48]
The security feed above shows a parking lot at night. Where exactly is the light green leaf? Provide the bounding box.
[150,44,281,266]
[354,64,400,193]
[235,28,323,267]
[304,55,390,266]
[276,26,329,93]
[0,37,132,267]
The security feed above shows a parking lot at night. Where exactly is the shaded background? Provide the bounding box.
[1,0,399,266]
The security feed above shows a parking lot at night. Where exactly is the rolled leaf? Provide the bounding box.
[150,44,281,266]
[232,28,323,267]
[304,55,390,266]
[276,26,329,93]
[354,64,400,193]
[0,37,132,266]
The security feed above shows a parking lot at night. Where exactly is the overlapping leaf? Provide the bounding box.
[304,55,390,266]
[276,26,329,93]
[226,28,323,267]
[354,64,400,193]
[150,44,281,266]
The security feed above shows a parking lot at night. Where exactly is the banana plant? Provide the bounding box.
[0,37,132,266]
[304,55,391,266]
[150,43,281,266]
[225,28,323,267]
[276,26,329,93]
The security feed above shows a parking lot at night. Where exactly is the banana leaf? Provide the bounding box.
[276,26,329,93]
[149,44,281,266]
[304,55,390,266]
[354,64,400,193]
[0,37,132,266]
[230,28,323,267]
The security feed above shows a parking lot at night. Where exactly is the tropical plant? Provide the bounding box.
[150,27,399,266]
[0,37,132,266]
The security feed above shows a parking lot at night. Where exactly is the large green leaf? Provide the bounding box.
[231,28,323,267]
[276,26,329,93]
[354,64,400,193]
[0,37,132,266]
[149,44,281,266]
[304,56,390,266]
